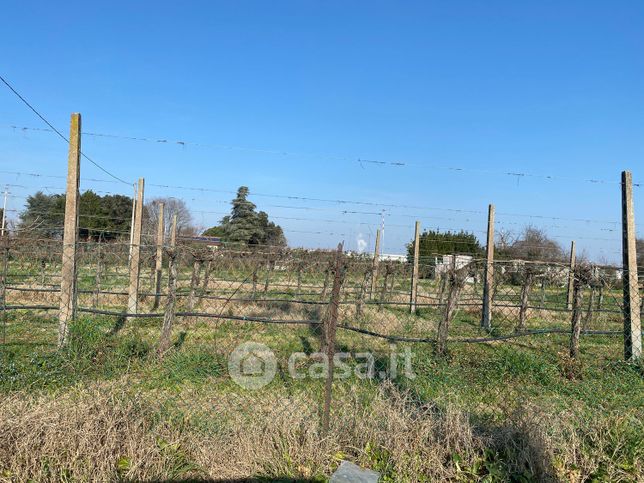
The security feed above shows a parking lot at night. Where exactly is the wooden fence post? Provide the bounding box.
[569,270,583,359]
[566,241,576,310]
[481,204,495,331]
[158,217,178,354]
[127,177,144,317]
[322,242,344,433]
[370,229,381,299]
[621,171,642,361]
[409,221,420,314]
[152,202,165,310]
[58,113,81,347]
[517,268,533,332]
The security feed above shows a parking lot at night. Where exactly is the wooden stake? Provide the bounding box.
[621,171,642,360]
[153,202,165,310]
[569,272,583,359]
[409,221,421,314]
[481,204,495,331]
[517,269,533,332]
[127,178,144,316]
[370,229,381,299]
[566,241,576,310]
[58,113,81,347]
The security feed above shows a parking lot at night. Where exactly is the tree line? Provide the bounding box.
[407,226,570,264]
[16,185,286,247]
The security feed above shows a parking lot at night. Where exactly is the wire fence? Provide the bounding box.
[1,234,632,345]
[0,108,641,479]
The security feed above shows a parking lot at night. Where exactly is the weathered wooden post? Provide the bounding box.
[152,202,165,310]
[127,177,144,317]
[158,215,178,354]
[621,171,642,361]
[566,241,576,310]
[409,221,420,314]
[322,242,344,433]
[481,204,495,331]
[517,268,533,332]
[58,113,81,347]
[369,229,381,299]
[569,270,583,359]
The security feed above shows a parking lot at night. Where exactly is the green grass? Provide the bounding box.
[0,258,640,481]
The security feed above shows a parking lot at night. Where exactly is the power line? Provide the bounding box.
[4,122,640,187]
[0,168,623,226]
[0,76,131,185]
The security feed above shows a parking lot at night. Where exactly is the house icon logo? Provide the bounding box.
[228,342,277,389]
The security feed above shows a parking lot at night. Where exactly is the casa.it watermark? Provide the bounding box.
[228,341,416,390]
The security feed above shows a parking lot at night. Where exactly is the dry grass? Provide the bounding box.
[1,376,639,482]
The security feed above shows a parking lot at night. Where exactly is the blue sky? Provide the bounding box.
[1,0,642,262]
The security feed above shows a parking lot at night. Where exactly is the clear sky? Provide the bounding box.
[1,0,642,262]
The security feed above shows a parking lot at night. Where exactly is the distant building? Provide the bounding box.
[434,254,473,275]
[379,254,407,262]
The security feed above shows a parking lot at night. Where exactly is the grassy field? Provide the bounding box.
[1,306,642,482]
[0,245,641,481]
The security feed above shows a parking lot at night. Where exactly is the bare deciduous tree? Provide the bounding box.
[500,226,564,262]
[144,197,195,239]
